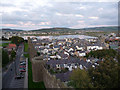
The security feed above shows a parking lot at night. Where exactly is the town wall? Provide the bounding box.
[28,37,37,61]
[32,57,68,88]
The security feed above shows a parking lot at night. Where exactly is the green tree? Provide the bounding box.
[85,49,117,58]
[10,36,24,46]
[88,57,119,88]
[37,52,40,56]
[2,49,9,67]
[11,50,16,59]
[68,68,93,88]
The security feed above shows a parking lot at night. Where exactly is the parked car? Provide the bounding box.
[20,62,26,65]
[19,68,26,72]
[19,65,26,68]
[15,74,24,79]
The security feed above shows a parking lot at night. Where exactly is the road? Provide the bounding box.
[2,44,24,88]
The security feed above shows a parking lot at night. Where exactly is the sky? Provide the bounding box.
[0,0,119,30]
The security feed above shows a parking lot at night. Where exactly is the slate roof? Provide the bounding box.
[55,71,72,82]
[46,58,92,69]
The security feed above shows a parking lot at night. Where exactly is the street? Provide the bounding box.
[2,43,26,88]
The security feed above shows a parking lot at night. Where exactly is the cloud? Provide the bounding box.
[89,16,99,20]
[75,14,84,18]
[77,20,85,23]
[1,1,118,30]
[56,12,84,18]
[98,8,103,12]
[38,22,51,25]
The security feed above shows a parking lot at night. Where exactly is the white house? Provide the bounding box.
[42,49,48,54]
[76,46,84,51]
[68,48,74,52]
[77,51,86,57]
[87,46,103,51]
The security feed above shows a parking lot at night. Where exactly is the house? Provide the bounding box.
[68,48,74,52]
[87,45,103,51]
[46,58,92,71]
[58,52,69,59]
[53,45,60,51]
[76,46,84,51]
[55,71,72,82]
[6,44,16,51]
[78,51,86,57]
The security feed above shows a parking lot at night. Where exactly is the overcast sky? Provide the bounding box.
[0,0,119,30]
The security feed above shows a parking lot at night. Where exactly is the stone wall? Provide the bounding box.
[31,57,44,82]
[32,56,68,88]
[28,37,37,61]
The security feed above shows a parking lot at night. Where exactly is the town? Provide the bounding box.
[1,29,119,88]
[1,0,119,89]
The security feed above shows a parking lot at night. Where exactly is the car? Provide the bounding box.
[19,65,26,68]
[20,62,26,65]
[15,74,24,79]
[20,65,26,68]
[20,69,26,72]
[19,68,26,72]
[20,61,26,63]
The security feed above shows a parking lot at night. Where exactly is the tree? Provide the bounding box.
[85,49,117,59]
[1,36,9,41]
[10,36,24,46]
[88,57,119,88]
[2,49,9,67]
[68,68,93,88]
[37,52,40,56]
[11,50,16,59]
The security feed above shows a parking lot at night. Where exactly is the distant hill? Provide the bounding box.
[1,28,23,32]
[81,26,118,31]
[30,27,72,32]
[1,26,118,32]
[30,26,118,32]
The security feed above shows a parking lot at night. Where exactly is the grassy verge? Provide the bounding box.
[28,59,45,88]
[24,54,29,58]
[0,43,9,47]
[24,43,28,52]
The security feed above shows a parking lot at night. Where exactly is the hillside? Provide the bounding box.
[30,26,118,32]
[1,26,118,32]
[1,28,23,32]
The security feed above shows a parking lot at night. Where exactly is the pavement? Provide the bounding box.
[24,58,28,88]
[2,43,27,89]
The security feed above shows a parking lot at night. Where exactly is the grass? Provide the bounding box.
[28,59,46,89]
[0,43,9,47]
[24,43,28,52]
[24,54,29,58]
